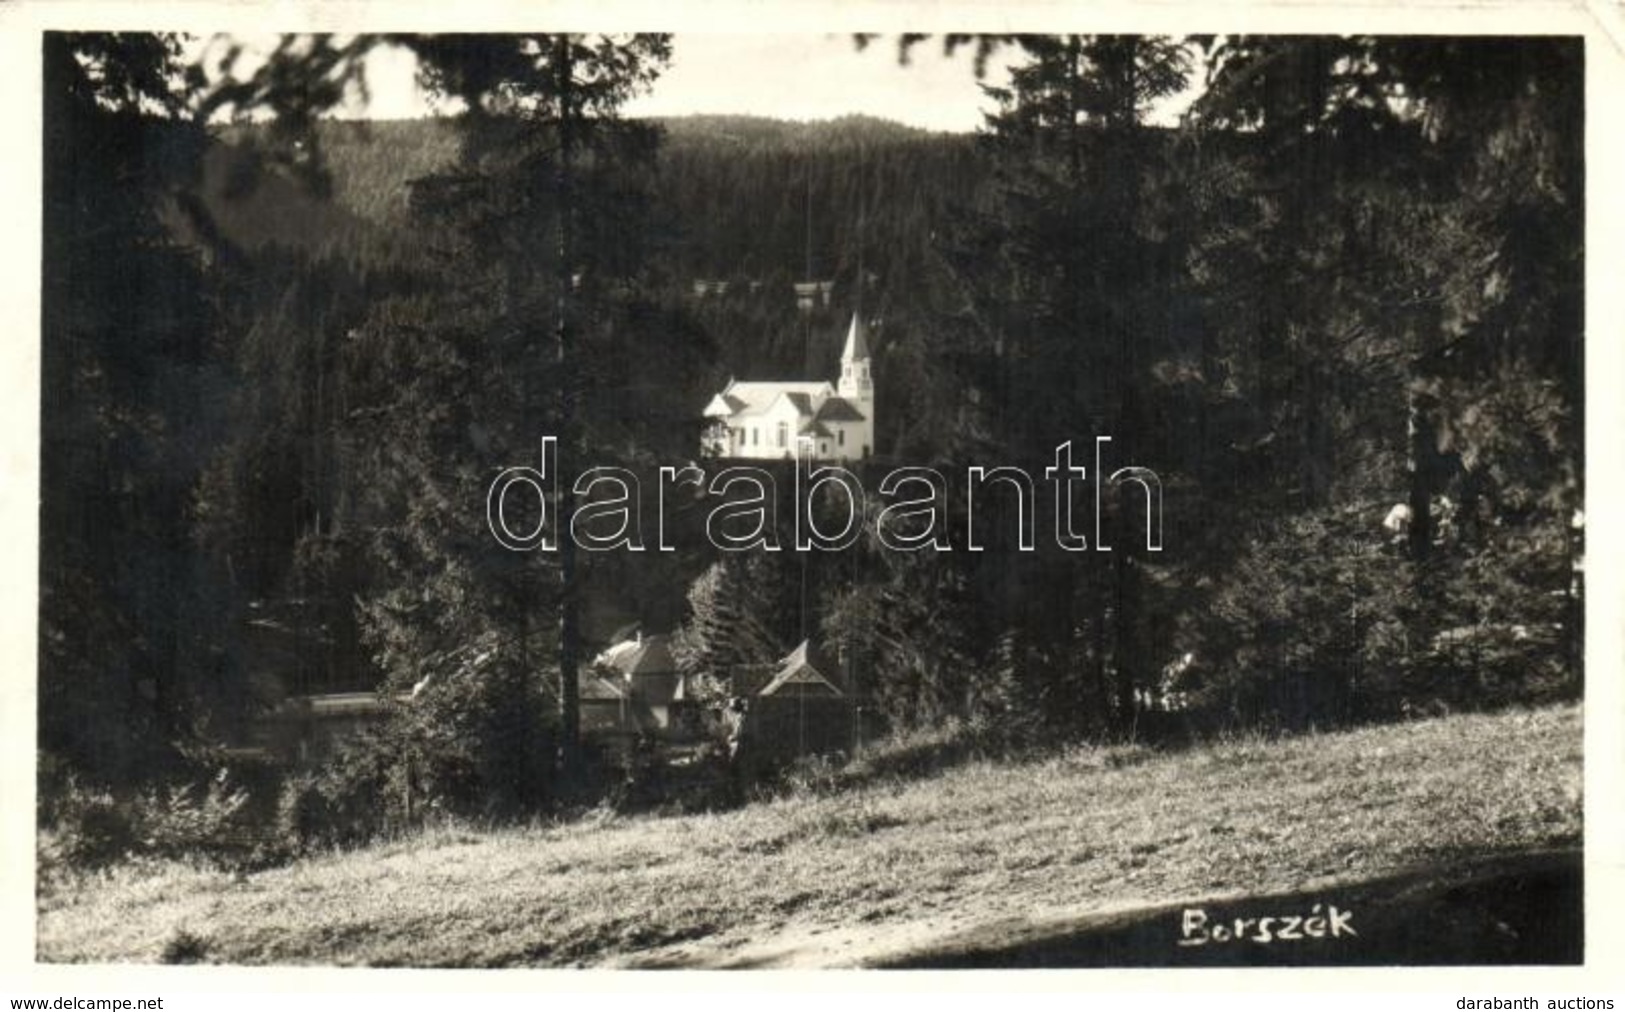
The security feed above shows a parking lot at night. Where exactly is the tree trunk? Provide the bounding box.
[553,34,582,781]
[1406,384,1436,563]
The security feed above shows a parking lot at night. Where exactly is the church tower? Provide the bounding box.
[837,313,875,459]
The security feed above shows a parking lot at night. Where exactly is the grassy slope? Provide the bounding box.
[36,705,1582,967]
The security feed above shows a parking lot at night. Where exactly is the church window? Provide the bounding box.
[837,430,845,447]
[776,422,788,448]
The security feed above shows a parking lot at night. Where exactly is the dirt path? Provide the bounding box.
[612,848,1582,969]
[612,904,1028,968]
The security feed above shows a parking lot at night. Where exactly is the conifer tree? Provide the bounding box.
[339,35,673,798]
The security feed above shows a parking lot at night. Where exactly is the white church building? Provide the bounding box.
[702,314,875,462]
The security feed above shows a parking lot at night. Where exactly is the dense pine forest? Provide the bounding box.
[194,112,990,454]
[39,34,1582,861]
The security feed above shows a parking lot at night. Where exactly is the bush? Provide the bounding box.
[275,773,335,853]
[39,768,258,873]
[776,751,846,798]
[137,774,253,859]
[309,726,414,846]
[385,647,556,819]
[159,928,210,964]
[277,696,553,851]
[38,776,138,870]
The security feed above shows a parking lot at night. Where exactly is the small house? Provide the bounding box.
[749,640,853,758]
[588,632,697,737]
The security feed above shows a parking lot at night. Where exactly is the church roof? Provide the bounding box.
[783,392,815,416]
[814,397,866,423]
[716,381,834,419]
[799,419,834,438]
[841,314,872,362]
[703,318,872,425]
[703,392,744,418]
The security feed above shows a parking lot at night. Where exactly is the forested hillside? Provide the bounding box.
[199,113,991,437]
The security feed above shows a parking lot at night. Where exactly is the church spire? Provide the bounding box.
[841,313,871,363]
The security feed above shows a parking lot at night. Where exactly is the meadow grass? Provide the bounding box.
[36,704,1582,967]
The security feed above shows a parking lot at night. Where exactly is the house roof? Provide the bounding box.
[279,692,410,719]
[622,636,677,678]
[593,638,640,670]
[799,419,834,439]
[842,314,872,362]
[590,633,694,705]
[594,633,677,679]
[581,673,630,701]
[758,640,844,698]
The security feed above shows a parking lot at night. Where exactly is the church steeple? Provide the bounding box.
[837,313,875,461]
[838,313,873,409]
[841,313,871,364]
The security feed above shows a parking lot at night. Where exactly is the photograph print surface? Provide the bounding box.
[32,29,1587,969]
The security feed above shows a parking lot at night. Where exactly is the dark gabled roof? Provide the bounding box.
[758,640,844,698]
[799,419,834,438]
[783,391,815,416]
[814,397,866,423]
